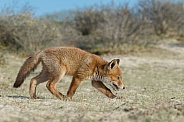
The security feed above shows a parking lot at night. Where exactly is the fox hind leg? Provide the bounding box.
[29,69,49,99]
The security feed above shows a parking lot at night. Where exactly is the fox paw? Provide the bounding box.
[62,96,72,101]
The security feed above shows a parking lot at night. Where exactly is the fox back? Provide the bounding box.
[41,47,103,76]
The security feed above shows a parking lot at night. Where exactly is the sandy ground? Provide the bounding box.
[0,40,184,122]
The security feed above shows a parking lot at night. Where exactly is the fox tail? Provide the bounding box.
[13,52,42,88]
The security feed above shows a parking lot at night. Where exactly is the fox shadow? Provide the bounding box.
[6,95,49,100]
[7,95,29,99]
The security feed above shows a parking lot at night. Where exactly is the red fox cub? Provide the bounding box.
[14,46,125,100]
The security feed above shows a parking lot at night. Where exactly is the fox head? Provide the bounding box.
[98,59,125,91]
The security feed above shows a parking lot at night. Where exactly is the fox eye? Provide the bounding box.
[117,76,120,80]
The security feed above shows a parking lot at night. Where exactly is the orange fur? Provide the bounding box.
[14,47,125,100]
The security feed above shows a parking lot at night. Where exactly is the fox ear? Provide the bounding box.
[107,59,120,69]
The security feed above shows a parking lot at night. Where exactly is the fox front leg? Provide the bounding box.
[67,77,83,100]
[91,80,116,99]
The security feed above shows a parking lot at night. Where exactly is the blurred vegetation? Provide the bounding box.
[0,13,61,53]
[0,0,183,57]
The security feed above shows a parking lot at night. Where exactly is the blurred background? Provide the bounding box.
[0,0,183,56]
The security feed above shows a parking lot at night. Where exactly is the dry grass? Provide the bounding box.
[0,42,184,122]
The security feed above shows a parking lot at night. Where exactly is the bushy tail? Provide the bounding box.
[13,52,42,88]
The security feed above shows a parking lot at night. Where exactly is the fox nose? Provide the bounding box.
[119,85,125,90]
